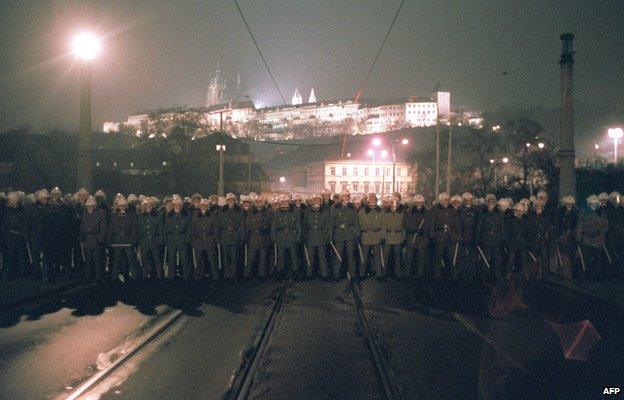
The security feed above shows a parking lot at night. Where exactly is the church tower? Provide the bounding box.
[308,88,317,103]
[292,87,303,105]
[206,64,226,107]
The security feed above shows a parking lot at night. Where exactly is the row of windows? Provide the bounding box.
[329,166,405,177]
[407,103,435,108]
[407,110,435,115]
[328,181,410,194]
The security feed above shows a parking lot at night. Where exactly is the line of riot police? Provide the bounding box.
[1,187,622,284]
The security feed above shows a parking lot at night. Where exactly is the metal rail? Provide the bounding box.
[227,280,291,400]
[63,282,222,400]
[347,273,403,400]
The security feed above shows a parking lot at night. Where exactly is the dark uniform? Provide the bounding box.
[216,205,244,279]
[576,210,609,280]
[504,213,529,278]
[403,205,431,278]
[0,204,29,278]
[164,210,192,280]
[554,206,578,280]
[80,208,107,281]
[107,211,138,281]
[330,203,361,278]
[302,206,331,278]
[527,210,551,280]
[457,204,479,277]
[381,208,405,278]
[271,205,301,277]
[40,202,72,280]
[137,209,164,279]
[477,206,503,278]
[191,209,218,279]
[430,203,460,279]
[243,207,272,278]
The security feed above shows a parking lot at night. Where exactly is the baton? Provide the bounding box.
[163,245,168,272]
[440,257,445,268]
[176,251,180,267]
[477,246,491,269]
[217,244,222,269]
[527,250,537,262]
[273,243,278,267]
[330,241,342,262]
[80,243,86,262]
[244,245,248,267]
[411,219,425,244]
[379,244,385,269]
[452,242,459,267]
[604,246,613,264]
[137,247,143,268]
[192,247,197,269]
[26,242,33,264]
[577,246,586,272]
[303,244,311,267]
[555,245,564,268]
[357,242,365,262]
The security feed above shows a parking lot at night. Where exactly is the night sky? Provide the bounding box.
[0,0,622,145]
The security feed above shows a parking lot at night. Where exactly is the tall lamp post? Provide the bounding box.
[446,122,452,194]
[607,127,623,163]
[216,144,226,195]
[72,31,100,191]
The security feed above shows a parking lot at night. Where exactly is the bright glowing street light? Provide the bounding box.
[502,157,509,163]
[401,138,409,146]
[72,31,101,191]
[366,149,374,157]
[72,32,101,61]
[594,144,600,150]
[279,176,286,183]
[607,127,624,163]
[538,142,545,149]
[489,159,495,164]
[526,142,531,148]
[372,137,382,147]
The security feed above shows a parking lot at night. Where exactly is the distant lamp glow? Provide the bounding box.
[372,137,382,147]
[401,138,409,145]
[538,142,545,149]
[526,142,531,148]
[489,159,495,164]
[346,152,351,158]
[380,149,389,158]
[594,144,600,150]
[216,144,226,151]
[71,31,100,60]
[366,149,375,157]
[607,127,623,163]
[279,176,286,183]
[502,157,509,163]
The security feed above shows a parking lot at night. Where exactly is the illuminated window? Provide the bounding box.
[396,167,401,177]
[364,182,370,193]
[353,167,358,176]
[386,182,391,193]
[375,182,381,193]
[352,182,359,192]
[364,167,369,176]
[341,182,348,192]
[375,168,380,176]
[342,167,347,176]
[329,182,336,193]
[330,167,336,176]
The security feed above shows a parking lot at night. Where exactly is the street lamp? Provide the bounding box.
[502,157,509,163]
[538,142,545,149]
[446,121,452,193]
[72,31,100,191]
[372,137,382,147]
[216,144,227,195]
[279,176,286,183]
[607,127,623,163]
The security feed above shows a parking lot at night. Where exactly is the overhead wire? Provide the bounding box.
[233,0,287,105]
[353,0,406,103]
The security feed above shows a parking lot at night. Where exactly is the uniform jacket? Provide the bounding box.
[216,205,244,246]
[527,211,552,250]
[164,210,191,247]
[1,205,29,244]
[137,210,164,248]
[331,203,360,242]
[302,207,331,247]
[382,209,405,245]
[505,215,529,252]
[554,207,578,241]
[430,204,459,242]
[477,207,503,246]
[402,206,431,246]
[576,210,609,248]
[191,210,217,249]
[359,206,383,245]
[458,205,479,243]
[80,209,107,249]
[107,211,137,246]
[271,206,301,247]
[245,207,272,248]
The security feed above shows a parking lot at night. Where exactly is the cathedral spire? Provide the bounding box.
[308,88,317,103]
[206,64,226,107]
[292,87,303,105]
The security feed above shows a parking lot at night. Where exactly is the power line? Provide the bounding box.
[234,0,287,105]
[353,0,406,103]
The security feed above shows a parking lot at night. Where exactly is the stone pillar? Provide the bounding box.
[558,33,576,199]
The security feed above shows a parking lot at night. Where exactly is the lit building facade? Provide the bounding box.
[323,159,415,195]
